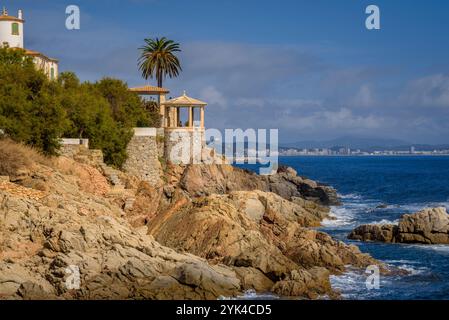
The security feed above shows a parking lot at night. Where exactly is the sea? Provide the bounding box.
[237,156,449,300]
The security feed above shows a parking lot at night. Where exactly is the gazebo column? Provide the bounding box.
[189,107,193,127]
[165,106,170,127]
[159,94,166,127]
[200,107,205,128]
[176,108,180,127]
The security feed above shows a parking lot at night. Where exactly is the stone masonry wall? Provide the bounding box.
[60,139,90,158]
[123,128,164,187]
[164,128,205,164]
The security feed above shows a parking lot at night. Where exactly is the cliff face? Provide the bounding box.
[145,163,380,298]
[147,191,377,298]
[0,157,244,300]
[0,142,381,300]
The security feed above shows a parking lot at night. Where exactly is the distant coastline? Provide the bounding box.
[278,154,449,157]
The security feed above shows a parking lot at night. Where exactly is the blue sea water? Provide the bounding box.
[238,156,449,300]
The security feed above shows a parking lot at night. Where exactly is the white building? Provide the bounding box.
[0,7,58,80]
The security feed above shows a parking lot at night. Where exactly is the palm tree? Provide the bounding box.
[138,37,182,88]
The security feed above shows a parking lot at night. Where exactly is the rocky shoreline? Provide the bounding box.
[348,207,449,244]
[0,142,384,300]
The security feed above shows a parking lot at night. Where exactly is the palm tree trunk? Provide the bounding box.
[157,68,162,88]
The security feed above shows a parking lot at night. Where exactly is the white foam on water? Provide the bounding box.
[329,270,389,300]
[385,259,418,265]
[369,219,399,225]
[339,193,363,200]
[399,201,449,213]
[408,244,449,254]
[322,193,376,227]
[322,206,356,227]
[395,264,429,275]
[385,259,430,275]
[220,290,279,300]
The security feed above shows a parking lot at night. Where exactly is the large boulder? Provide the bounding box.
[348,207,449,244]
[348,224,398,243]
[397,207,449,244]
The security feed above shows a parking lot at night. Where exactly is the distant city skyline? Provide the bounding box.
[3,0,449,144]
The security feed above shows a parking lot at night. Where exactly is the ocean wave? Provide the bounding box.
[339,193,363,200]
[329,270,389,300]
[322,206,357,227]
[220,290,279,300]
[384,259,418,265]
[322,198,378,227]
[408,244,449,254]
[384,259,429,275]
[395,264,429,275]
[369,219,399,225]
[399,202,449,213]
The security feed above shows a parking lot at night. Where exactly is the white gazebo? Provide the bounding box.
[161,91,207,129]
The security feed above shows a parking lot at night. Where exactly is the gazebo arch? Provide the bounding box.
[161,91,207,129]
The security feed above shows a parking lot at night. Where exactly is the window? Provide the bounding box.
[50,67,55,80]
[11,23,19,35]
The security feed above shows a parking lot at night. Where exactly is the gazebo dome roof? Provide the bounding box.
[162,91,207,106]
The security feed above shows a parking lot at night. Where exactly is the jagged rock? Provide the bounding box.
[0,140,380,300]
[348,224,398,243]
[0,161,243,300]
[271,267,332,299]
[179,163,340,206]
[148,190,381,298]
[348,207,449,244]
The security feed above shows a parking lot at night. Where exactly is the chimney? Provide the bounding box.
[18,9,23,19]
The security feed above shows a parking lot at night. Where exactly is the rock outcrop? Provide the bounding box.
[348,207,449,244]
[148,190,380,298]
[0,140,381,300]
[0,157,242,300]
[180,164,340,206]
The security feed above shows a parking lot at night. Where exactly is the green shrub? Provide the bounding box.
[0,47,161,168]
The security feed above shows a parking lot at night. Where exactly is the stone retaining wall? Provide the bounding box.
[123,128,164,187]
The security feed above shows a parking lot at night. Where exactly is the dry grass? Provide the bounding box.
[0,139,53,176]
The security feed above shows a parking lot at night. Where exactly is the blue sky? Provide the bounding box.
[3,0,449,144]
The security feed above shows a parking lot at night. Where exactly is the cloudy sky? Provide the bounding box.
[4,0,449,144]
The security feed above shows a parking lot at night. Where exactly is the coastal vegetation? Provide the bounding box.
[0,47,160,167]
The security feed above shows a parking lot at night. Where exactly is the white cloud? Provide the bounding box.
[235,98,322,109]
[279,108,385,131]
[351,85,375,108]
[199,86,227,108]
[402,74,449,108]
